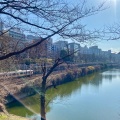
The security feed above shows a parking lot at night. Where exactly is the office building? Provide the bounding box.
[5,27,25,41]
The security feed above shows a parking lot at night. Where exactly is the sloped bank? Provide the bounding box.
[49,65,104,87]
[0,112,29,120]
[5,63,114,104]
[0,103,29,120]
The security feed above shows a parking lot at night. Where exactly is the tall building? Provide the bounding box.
[54,41,68,51]
[80,45,89,54]
[46,38,53,58]
[26,35,40,42]
[5,27,25,41]
[68,42,80,55]
[68,42,80,62]
[0,21,3,35]
[89,46,99,55]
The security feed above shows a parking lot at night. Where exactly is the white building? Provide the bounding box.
[5,27,25,41]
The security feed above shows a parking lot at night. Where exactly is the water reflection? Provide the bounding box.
[7,73,98,116]
[6,69,120,120]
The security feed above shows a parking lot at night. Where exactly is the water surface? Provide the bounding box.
[7,69,120,120]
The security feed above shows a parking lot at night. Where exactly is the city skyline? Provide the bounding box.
[53,40,119,54]
[1,0,120,53]
[52,0,120,53]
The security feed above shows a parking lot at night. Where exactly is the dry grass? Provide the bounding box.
[0,112,29,120]
[0,75,41,99]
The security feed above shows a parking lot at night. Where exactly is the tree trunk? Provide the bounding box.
[40,78,46,120]
[40,93,46,120]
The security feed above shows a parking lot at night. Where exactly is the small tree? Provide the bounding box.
[39,51,75,120]
[60,50,70,62]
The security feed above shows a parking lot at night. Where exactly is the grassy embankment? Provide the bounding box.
[0,112,29,120]
[17,64,105,96]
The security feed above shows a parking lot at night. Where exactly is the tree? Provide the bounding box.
[39,51,76,120]
[0,0,107,120]
[0,0,105,60]
[60,50,70,62]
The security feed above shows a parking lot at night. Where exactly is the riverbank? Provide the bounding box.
[0,64,116,104]
[0,112,29,120]
[4,63,114,104]
[0,103,29,120]
[0,63,117,117]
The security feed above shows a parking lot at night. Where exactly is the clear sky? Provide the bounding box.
[66,0,120,53]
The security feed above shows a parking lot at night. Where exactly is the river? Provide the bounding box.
[6,69,120,120]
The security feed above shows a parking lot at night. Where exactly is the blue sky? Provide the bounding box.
[68,0,120,53]
[2,0,119,52]
[84,0,120,53]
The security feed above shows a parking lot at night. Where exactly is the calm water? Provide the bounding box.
[7,69,120,120]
